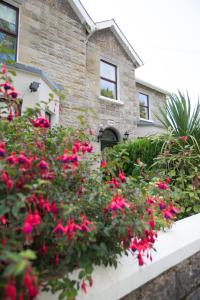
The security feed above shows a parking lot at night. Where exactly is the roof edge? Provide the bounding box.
[136,78,170,95]
[95,20,143,68]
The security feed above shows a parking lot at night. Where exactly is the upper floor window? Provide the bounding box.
[139,93,149,119]
[0,1,19,62]
[100,60,117,100]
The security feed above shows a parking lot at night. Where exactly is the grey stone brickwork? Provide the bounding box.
[121,251,200,300]
[15,0,166,143]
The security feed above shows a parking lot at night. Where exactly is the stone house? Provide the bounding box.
[0,0,168,151]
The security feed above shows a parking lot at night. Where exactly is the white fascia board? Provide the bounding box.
[68,0,95,32]
[95,20,143,68]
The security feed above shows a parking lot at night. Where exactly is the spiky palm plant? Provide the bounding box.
[156,91,200,147]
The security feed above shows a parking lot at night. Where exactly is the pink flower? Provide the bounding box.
[156,181,168,190]
[33,117,50,128]
[4,281,16,300]
[39,158,48,170]
[165,177,171,184]
[53,222,66,234]
[22,222,33,234]
[179,136,188,142]
[118,171,126,182]
[106,178,120,188]
[81,280,87,293]
[100,160,107,168]
[6,154,16,165]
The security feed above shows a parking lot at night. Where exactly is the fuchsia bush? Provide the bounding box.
[0,64,178,300]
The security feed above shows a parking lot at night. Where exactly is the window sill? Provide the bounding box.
[98,96,124,105]
[139,118,154,123]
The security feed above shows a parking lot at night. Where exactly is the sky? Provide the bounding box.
[81,0,200,103]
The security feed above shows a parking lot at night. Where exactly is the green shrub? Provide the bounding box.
[103,136,164,177]
[152,136,200,219]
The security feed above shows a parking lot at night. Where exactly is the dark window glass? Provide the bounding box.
[139,93,149,119]
[100,60,117,99]
[0,1,18,61]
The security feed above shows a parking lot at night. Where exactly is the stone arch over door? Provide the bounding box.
[101,127,119,151]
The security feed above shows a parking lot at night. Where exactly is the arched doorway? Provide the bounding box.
[101,128,119,151]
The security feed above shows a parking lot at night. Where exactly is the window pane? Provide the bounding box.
[0,32,16,61]
[140,106,149,119]
[100,61,116,81]
[100,79,116,99]
[139,93,148,107]
[0,3,17,33]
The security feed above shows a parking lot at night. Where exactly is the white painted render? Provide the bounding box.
[39,213,200,300]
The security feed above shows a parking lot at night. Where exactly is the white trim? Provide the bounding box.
[139,118,154,123]
[136,78,169,95]
[98,96,124,106]
[68,0,95,32]
[96,20,143,68]
[67,2,143,67]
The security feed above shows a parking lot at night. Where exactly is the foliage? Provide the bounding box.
[103,137,164,178]
[100,88,114,99]
[0,64,178,300]
[152,135,200,219]
[156,91,200,148]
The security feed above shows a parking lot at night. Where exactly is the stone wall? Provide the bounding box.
[121,251,200,300]
[86,28,137,140]
[18,0,88,127]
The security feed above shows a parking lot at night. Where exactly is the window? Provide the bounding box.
[100,60,117,100]
[0,1,19,61]
[139,93,149,119]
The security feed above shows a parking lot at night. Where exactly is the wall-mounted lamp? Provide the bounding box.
[97,126,104,142]
[29,81,40,92]
[123,131,129,142]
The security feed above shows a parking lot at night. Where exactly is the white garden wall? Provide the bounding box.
[39,213,200,300]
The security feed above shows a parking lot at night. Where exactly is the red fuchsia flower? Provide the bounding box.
[65,218,82,240]
[100,160,107,168]
[8,88,18,99]
[39,158,48,170]
[1,171,8,184]
[0,215,7,225]
[1,81,12,91]
[81,280,87,294]
[156,181,168,190]
[50,202,59,215]
[146,196,156,205]
[165,177,171,184]
[169,205,179,214]
[118,171,126,183]
[179,136,188,142]
[163,210,173,219]
[107,194,128,212]
[53,222,66,235]
[7,111,13,122]
[106,177,120,188]
[32,116,50,128]
[137,253,144,266]
[6,153,17,165]
[159,201,167,210]
[23,271,38,299]
[80,214,93,233]
[22,222,33,234]
[3,280,16,300]
[0,142,6,157]
[6,178,13,191]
